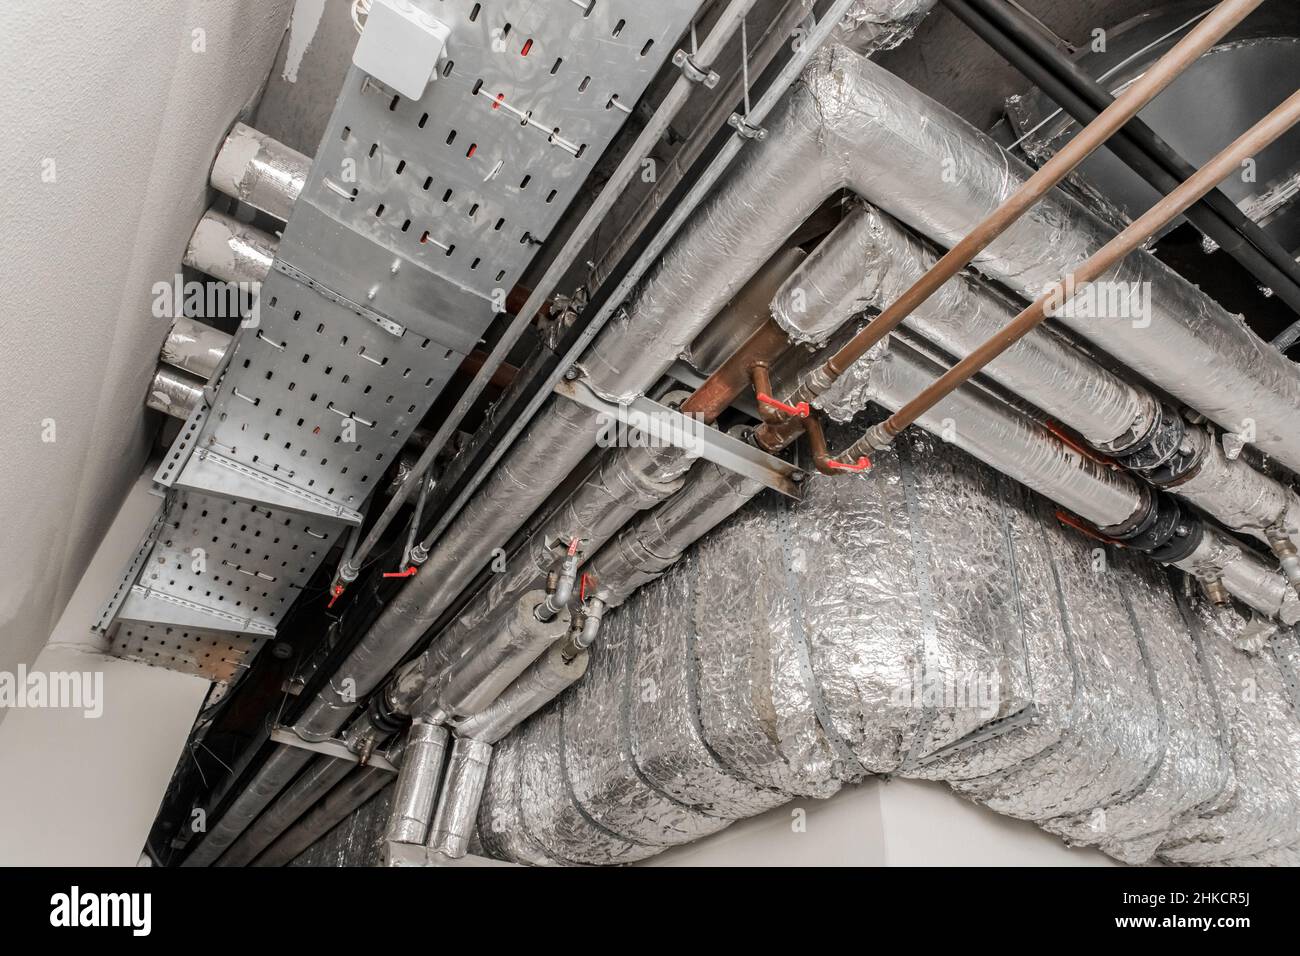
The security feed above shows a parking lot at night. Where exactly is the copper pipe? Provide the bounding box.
[759,0,1263,433]
[683,320,792,423]
[865,87,1300,450]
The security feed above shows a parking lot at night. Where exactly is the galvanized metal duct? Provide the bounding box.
[210,122,310,223]
[182,208,277,286]
[476,419,1300,865]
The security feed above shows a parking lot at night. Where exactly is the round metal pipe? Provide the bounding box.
[182,208,277,286]
[210,122,310,223]
[147,365,205,419]
[426,737,493,859]
[384,721,449,846]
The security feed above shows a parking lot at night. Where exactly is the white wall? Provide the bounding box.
[0,0,293,696]
[645,778,1118,866]
[0,472,209,866]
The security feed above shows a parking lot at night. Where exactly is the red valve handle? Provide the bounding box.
[382,566,418,579]
[826,456,872,473]
[580,572,590,602]
[755,392,810,419]
[327,584,345,609]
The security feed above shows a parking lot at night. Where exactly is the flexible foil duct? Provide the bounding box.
[475,418,1300,866]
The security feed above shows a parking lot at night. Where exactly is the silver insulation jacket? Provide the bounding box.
[259,762,398,867]
[841,339,1144,528]
[774,46,1300,472]
[834,0,936,53]
[210,122,310,223]
[183,208,277,286]
[427,737,494,859]
[183,743,315,866]
[161,315,232,381]
[587,453,765,607]
[1173,530,1300,627]
[1173,427,1300,539]
[147,365,205,420]
[422,592,570,720]
[785,204,1300,547]
[656,40,1300,469]
[286,21,937,747]
[774,202,1149,448]
[216,753,355,868]
[476,420,1300,865]
[836,340,1297,624]
[457,645,589,745]
[384,721,449,845]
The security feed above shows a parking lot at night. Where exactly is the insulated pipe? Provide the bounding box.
[215,753,355,868]
[455,645,591,744]
[384,721,449,846]
[416,591,571,720]
[184,744,315,866]
[865,86,1300,450]
[946,0,1300,321]
[161,315,233,381]
[182,209,277,286]
[253,762,397,867]
[147,365,206,419]
[426,737,493,859]
[764,0,1263,415]
[210,122,310,223]
[774,202,1151,448]
[841,338,1300,624]
[180,3,940,863]
[730,44,1300,471]
[779,202,1300,551]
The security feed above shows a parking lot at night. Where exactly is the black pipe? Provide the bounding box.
[943,0,1300,323]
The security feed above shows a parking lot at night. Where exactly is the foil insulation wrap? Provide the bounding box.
[147,366,205,420]
[210,122,310,223]
[182,209,276,286]
[475,420,1298,866]
[771,202,1147,448]
[754,44,1300,471]
[161,316,232,381]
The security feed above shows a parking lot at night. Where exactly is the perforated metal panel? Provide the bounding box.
[96,0,701,682]
[106,623,265,684]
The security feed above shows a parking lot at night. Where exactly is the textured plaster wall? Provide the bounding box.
[0,0,294,702]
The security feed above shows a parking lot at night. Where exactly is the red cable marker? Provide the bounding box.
[756,393,810,418]
[826,456,872,473]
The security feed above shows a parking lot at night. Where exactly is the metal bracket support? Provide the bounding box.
[672,48,720,88]
[270,725,399,773]
[727,112,767,140]
[554,378,804,498]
